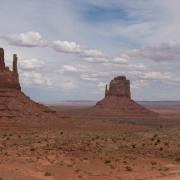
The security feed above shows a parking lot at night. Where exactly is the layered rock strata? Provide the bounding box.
[93,76,157,118]
[0,48,58,127]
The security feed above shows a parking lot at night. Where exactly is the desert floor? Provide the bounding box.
[0,106,180,180]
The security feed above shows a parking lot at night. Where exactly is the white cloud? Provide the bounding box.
[131,80,149,89]
[83,49,104,57]
[19,58,44,71]
[21,72,52,86]
[53,40,105,58]
[111,57,128,64]
[2,31,48,47]
[80,74,98,81]
[97,82,106,91]
[61,79,77,90]
[83,57,109,63]
[53,40,129,64]
[62,65,78,72]
[53,41,81,53]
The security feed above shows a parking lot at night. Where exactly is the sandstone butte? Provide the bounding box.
[0,48,157,128]
[0,48,58,128]
[90,76,158,118]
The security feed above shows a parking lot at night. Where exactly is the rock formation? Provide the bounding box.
[93,76,157,118]
[105,76,131,98]
[0,48,58,127]
[0,48,21,90]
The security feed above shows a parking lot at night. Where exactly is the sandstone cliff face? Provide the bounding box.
[0,48,21,90]
[0,48,5,69]
[105,76,131,98]
[0,48,58,127]
[94,76,157,118]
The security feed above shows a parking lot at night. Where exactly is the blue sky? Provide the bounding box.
[0,0,180,102]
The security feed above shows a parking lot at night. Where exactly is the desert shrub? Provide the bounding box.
[175,157,180,162]
[151,161,157,165]
[30,147,35,151]
[153,134,158,138]
[44,172,51,176]
[125,166,132,171]
[132,144,136,149]
[155,139,160,146]
[104,160,111,164]
[151,138,155,141]
[96,136,100,139]
[123,160,127,164]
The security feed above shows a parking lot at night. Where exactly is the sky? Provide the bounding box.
[0,0,180,102]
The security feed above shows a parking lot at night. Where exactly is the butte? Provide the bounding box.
[0,48,58,128]
[89,76,158,118]
[61,76,158,119]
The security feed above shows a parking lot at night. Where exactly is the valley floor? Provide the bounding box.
[0,107,180,180]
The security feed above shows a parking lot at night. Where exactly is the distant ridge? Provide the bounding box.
[139,101,180,108]
[46,100,180,108]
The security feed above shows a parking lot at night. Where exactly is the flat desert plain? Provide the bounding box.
[0,104,180,180]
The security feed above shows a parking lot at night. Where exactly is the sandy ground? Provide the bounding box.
[0,107,180,180]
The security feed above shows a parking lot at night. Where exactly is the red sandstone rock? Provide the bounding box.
[0,48,58,127]
[0,48,21,90]
[94,76,157,118]
[105,76,131,98]
[61,76,158,119]
[0,48,5,69]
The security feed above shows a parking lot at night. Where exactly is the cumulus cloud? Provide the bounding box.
[53,40,128,64]
[53,41,81,53]
[62,65,78,72]
[2,31,48,47]
[53,40,104,57]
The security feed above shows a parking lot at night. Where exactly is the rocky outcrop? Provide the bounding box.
[0,48,58,127]
[61,76,158,119]
[0,48,21,90]
[94,76,157,118]
[105,76,131,98]
[0,48,5,69]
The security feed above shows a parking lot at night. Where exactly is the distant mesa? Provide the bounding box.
[93,76,158,118]
[61,76,158,119]
[0,48,58,128]
[105,76,131,98]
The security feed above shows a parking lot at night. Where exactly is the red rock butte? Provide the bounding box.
[0,48,57,127]
[0,48,21,90]
[92,76,158,118]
